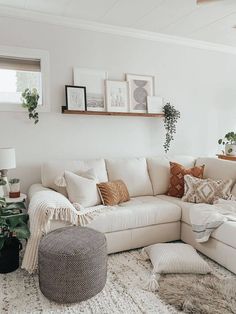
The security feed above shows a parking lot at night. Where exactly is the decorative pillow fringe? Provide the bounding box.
[140,248,149,261]
[144,271,160,292]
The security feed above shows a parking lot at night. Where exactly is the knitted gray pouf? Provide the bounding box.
[38,226,107,304]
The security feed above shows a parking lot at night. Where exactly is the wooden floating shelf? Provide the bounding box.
[216,154,236,161]
[62,107,164,118]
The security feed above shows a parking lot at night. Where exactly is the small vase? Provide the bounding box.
[225,144,236,156]
[9,182,20,198]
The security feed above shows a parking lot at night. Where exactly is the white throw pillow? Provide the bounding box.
[64,170,101,208]
[106,158,153,197]
[143,243,211,274]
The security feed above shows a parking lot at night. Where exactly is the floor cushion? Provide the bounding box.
[143,243,211,274]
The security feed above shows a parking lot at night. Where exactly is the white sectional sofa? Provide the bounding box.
[28,156,236,274]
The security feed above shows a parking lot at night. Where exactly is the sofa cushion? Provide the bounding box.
[147,155,196,196]
[105,158,153,197]
[157,195,195,225]
[196,157,236,196]
[88,196,181,233]
[211,222,236,249]
[147,156,169,195]
[41,159,108,196]
[167,162,205,198]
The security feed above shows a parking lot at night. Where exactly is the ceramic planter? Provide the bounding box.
[225,143,236,156]
[0,238,22,273]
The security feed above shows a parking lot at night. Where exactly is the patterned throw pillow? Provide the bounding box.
[182,175,234,204]
[97,180,130,206]
[167,162,205,198]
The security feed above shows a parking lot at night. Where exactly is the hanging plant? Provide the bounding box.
[22,88,39,124]
[163,102,180,153]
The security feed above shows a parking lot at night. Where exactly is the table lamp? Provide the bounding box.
[0,148,16,196]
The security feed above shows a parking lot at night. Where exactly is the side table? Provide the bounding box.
[5,193,27,203]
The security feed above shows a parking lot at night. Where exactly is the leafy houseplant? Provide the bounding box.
[22,88,40,124]
[0,198,30,273]
[163,103,180,153]
[218,132,236,156]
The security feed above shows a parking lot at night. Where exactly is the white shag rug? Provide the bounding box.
[0,249,235,314]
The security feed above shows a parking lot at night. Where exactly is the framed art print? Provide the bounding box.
[126,74,154,113]
[105,80,129,112]
[65,85,87,111]
[147,96,163,114]
[73,68,108,111]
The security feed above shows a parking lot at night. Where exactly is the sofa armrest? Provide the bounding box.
[28,183,53,200]
[22,189,78,273]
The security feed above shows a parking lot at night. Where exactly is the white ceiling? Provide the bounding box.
[1,0,236,47]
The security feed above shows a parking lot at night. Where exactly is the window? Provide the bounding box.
[0,46,50,112]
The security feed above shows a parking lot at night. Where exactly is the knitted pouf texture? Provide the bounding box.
[38,226,107,303]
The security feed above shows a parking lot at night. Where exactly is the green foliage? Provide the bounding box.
[163,103,180,153]
[22,88,39,124]
[9,178,20,184]
[218,132,236,146]
[0,178,6,186]
[0,197,30,251]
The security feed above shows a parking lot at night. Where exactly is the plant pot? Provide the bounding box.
[0,238,22,273]
[225,143,236,156]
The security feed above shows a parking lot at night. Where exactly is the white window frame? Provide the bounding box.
[0,45,50,112]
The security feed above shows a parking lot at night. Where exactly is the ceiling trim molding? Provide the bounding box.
[1,5,236,55]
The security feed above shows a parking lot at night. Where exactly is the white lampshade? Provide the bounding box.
[0,148,16,170]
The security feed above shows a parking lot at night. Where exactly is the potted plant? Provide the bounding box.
[22,88,40,124]
[163,103,180,153]
[9,178,20,198]
[218,132,236,156]
[0,198,30,273]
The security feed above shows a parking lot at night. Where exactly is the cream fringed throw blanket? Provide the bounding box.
[22,191,109,273]
[190,199,236,243]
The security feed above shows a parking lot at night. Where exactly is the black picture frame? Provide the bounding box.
[65,85,87,111]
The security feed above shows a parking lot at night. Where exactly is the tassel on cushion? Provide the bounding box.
[144,271,160,292]
[140,248,149,261]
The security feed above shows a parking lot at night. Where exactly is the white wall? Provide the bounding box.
[0,16,235,193]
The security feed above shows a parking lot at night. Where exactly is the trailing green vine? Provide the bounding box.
[163,103,180,153]
[22,88,39,124]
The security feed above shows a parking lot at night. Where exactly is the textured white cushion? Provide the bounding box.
[88,196,181,233]
[41,159,108,196]
[64,170,101,207]
[147,155,196,196]
[105,158,153,197]
[144,243,211,274]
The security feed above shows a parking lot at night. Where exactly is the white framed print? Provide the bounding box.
[126,74,154,113]
[147,96,163,114]
[65,85,87,111]
[73,68,108,111]
[105,80,129,112]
